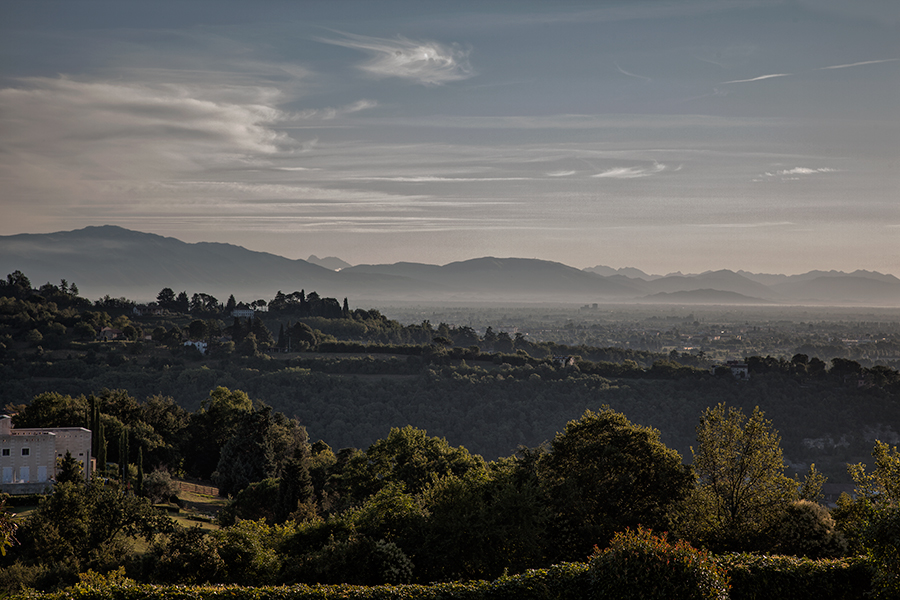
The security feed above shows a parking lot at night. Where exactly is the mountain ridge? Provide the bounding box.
[1,226,898,306]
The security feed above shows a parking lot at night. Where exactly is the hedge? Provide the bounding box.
[716,554,872,600]
[9,563,592,600]
[9,555,873,600]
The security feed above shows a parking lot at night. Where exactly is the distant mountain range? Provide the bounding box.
[1,226,899,306]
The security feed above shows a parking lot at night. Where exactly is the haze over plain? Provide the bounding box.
[1,0,898,275]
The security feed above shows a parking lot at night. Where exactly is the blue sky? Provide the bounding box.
[1,0,898,274]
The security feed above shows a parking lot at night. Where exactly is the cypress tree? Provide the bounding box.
[119,430,130,485]
[136,447,144,497]
[89,396,99,456]
[97,421,107,475]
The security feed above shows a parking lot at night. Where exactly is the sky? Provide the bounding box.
[1,0,898,275]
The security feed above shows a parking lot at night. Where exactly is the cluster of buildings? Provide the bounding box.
[0,415,91,494]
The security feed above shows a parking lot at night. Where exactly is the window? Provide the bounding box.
[1,449,9,456]
[22,448,29,456]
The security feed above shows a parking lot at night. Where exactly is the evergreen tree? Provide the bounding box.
[119,430,130,486]
[213,407,276,497]
[276,456,315,522]
[56,450,84,484]
[97,421,107,475]
[175,290,190,313]
[137,447,144,497]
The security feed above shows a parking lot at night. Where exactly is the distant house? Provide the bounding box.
[724,361,749,379]
[184,340,208,354]
[133,303,164,316]
[99,327,123,341]
[0,415,92,494]
[231,309,255,319]
[711,360,750,380]
[553,355,576,367]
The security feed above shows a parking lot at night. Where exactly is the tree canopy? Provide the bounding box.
[540,408,694,561]
[691,403,798,550]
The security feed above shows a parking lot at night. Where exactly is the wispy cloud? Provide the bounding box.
[615,62,651,82]
[0,75,309,215]
[775,167,837,175]
[351,176,529,183]
[592,163,667,179]
[722,58,898,87]
[755,166,838,181]
[0,76,293,159]
[817,58,900,70]
[547,170,577,177]
[295,99,377,120]
[689,221,794,228]
[318,32,473,85]
[722,73,791,84]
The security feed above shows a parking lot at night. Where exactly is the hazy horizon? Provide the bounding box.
[2,1,898,274]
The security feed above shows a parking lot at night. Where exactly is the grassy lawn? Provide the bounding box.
[165,489,228,531]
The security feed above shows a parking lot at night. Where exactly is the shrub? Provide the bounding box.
[717,553,872,600]
[768,500,848,558]
[144,526,225,584]
[588,527,729,600]
[282,534,413,586]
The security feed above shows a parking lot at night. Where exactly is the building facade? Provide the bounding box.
[0,415,92,493]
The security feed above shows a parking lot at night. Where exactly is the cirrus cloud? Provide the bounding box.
[318,32,474,85]
[592,163,667,179]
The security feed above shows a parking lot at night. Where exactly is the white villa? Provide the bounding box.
[0,415,92,493]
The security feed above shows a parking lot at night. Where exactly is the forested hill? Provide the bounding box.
[1,270,899,485]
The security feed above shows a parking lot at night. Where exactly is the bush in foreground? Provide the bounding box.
[717,553,871,600]
[588,527,729,600]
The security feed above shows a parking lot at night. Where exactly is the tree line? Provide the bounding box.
[2,389,898,594]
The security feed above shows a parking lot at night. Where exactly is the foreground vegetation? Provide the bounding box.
[1,270,899,597]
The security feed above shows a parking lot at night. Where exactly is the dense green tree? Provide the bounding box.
[11,392,87,428]
[418,457,549,580]
[276,457,316,523]
[691,404,798,550]
[0,499,16,558]
[146,525,224,584]
[175,290,189,313]
[139,394,189,470]
[218,479,280,526]
[156,288,176,310]
[118,429,130,485]
[56,450,83,484]
[17,479,171,574]
[188,319,207,340]
[97,420,107,475]
[136,446,144,496]
[343,425,486,501]
[143,468,177,504]
[214,406,277,497]
[849,440,900,503]
[539,408,694,561]
[767,499,848,558]
[185,387,253,479]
